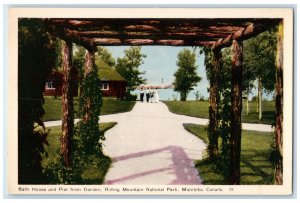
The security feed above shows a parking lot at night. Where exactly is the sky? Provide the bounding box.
[105,46,209,101]
[105,46,273,101]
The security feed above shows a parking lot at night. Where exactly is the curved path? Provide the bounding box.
[44,102,273,185]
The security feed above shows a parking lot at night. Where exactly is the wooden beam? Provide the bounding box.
[275,20,283,185]
[77,30,229,37]
[61,40,74,167]
[83,49,95,122]
[208,49,222,160]
[92,38,215,46]
[50,18,278,31]
[229,39,243,185]
[45,19,96,52]
[212,22,277,50]
[47,18,279,47]
[76,30,227,41]
[84,49,95,76]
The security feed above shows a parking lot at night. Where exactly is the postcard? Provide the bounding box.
[7,7,293,195]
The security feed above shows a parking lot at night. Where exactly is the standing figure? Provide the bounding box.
[146,88,150,103]
[140,88,144,102]
[150,89,154,103]
[154,88,160,103]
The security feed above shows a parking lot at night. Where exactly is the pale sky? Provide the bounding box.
[105,46,209,100]
[105,46,273,101]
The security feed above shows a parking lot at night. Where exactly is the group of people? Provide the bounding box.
[140,87,160,103]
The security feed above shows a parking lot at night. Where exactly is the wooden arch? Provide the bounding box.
[46,18,283,185]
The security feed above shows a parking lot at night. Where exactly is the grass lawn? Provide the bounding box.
[42,122,117,184]
[43,96,136,121]
[163,100,275,125]
[183,123,274,185]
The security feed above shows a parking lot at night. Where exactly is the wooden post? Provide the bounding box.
[84,49,95,76]
[229,39,243,184]
[61,40,74,167]
[275,20,283,185]
[83,49,95,122]
[208,48,222,160]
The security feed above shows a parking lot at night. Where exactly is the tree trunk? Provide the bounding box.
[229,39,243,185]
[258,77,263,120]
[54,87,58,99]
[61,41,74,167]
[180,92,187,101]
[246,91,249,115]
[256,80,259,113]
[275,20,283,185]
[83,49,95,122]
[208,49,222,160]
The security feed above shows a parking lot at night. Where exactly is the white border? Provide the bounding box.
[6,7,294,195]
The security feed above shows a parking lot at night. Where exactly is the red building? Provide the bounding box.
[44,57,126,99]
[96,57,127,99]
[44,68,79,97]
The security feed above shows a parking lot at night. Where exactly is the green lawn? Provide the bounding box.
[183,123,274,185]
[42,122,117,184]
[43,96,136,121]
[163,100,275,125]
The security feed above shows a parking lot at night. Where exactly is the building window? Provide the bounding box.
[45,81,54,89]
[100,82,109,90]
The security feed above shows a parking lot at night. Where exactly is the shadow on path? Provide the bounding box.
[105,145,202,185]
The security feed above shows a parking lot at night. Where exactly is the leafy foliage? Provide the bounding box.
[45,65,104,184]
[77,66,104,153]
[44,152,84,184]
[43,124,114,184]
[243,29,277,93]
[201,47,231,177]
[73,45,87,96]
[201,29,277,183]
[173,48,202,101]
[115,46,147,95]
[18,18,60,184]
[73,45,86,74]
[96,46,116,67]
[244,29,277,120]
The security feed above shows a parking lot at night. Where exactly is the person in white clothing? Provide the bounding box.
[150,89,154,103]
[154,88,159,103]
[145,88,150,103]
[140,88,144,102]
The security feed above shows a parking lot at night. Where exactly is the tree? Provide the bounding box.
[173,49,201,101]
[96,46,116,67]
[243,29,277,120]
[115,46,147,96]
[73,45,87,96]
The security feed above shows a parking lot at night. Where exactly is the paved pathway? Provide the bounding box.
[44,102,273,185]
[101,102,206,185]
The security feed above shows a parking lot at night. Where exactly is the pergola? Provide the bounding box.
[45,18,283,184]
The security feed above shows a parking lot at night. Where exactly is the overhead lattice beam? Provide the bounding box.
[92,38,215,46]
[50,18,277,31]
[45,19,96,52]
[212,22,278,50]
[48,18,279,48]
